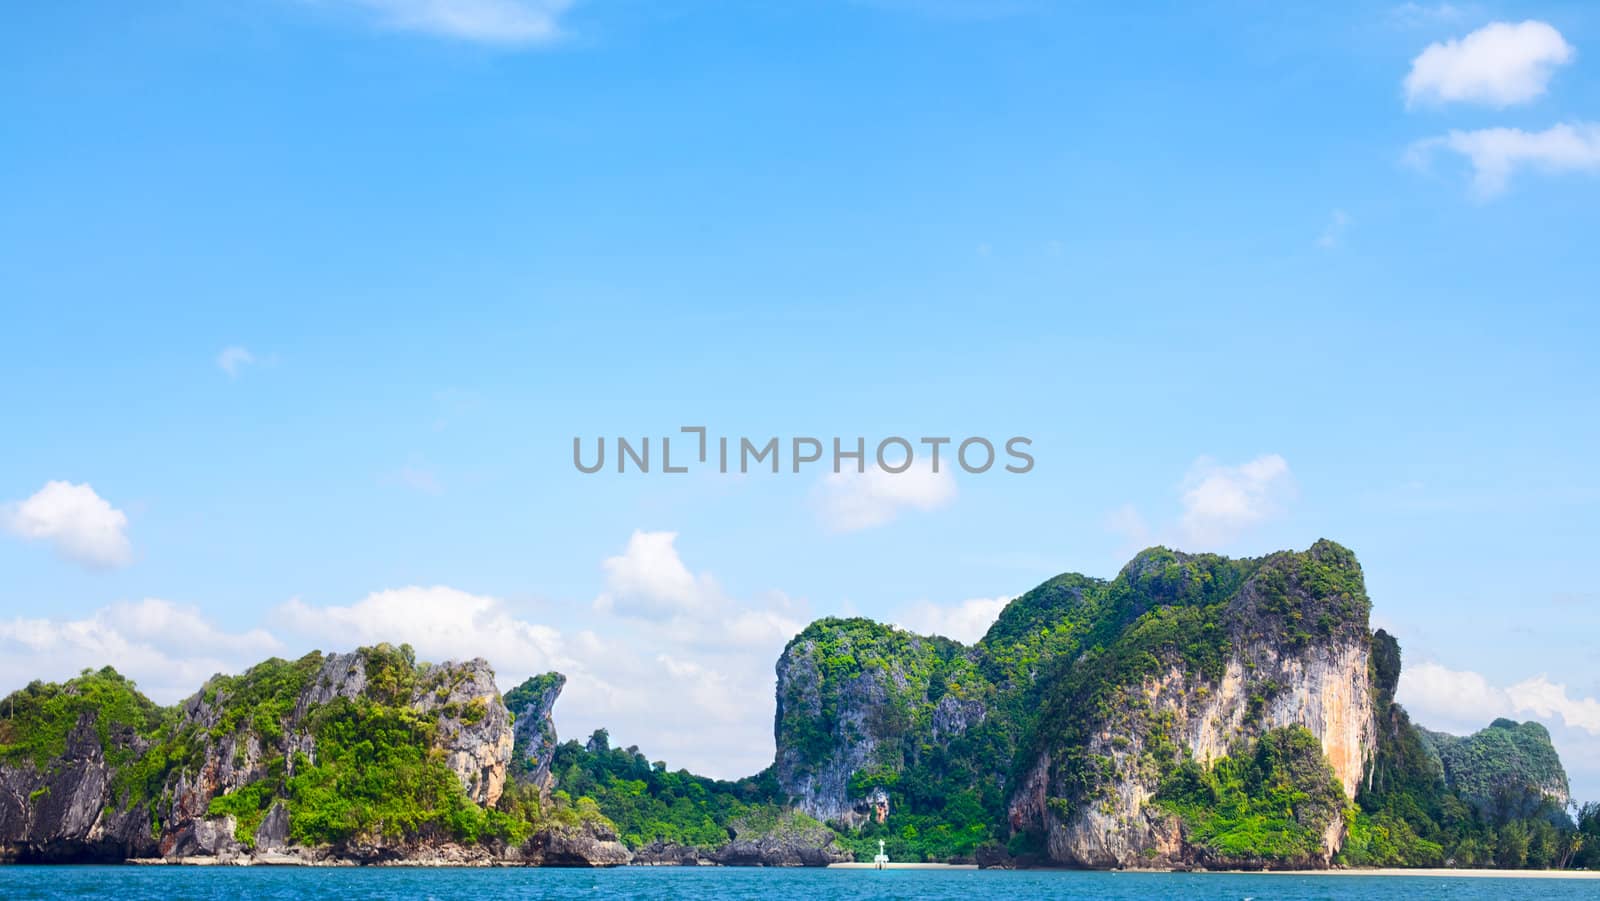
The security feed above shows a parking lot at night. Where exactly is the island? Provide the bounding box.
[2,540,1596,870]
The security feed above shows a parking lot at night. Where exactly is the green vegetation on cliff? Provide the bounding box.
[279,697,522,846]
[1347,630,1580,869]
[0,668,169,770]
[1154,726,1348,864]
[550,729,783,849]
[2,542,1590,872]
[772,541,1587,870]
[1,643,619,857]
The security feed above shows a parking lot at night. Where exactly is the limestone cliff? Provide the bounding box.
[771,540,1390,869]
[1009,543,1376,868]
[0,704,157,862]
[0,646,627,866]
[774,619,991,827]
[506,673,566,793]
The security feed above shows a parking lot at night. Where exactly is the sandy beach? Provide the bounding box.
[1242,868,1600,880]
[829,863,979,870]
[828,864,1599,878]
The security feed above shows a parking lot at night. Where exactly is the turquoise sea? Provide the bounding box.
[1,867,1595,900]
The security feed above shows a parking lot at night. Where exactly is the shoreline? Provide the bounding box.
[829,862,978,870]
[60,859,1586,876]
[1224,868,1600,880]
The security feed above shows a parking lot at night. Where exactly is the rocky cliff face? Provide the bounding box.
[773,619,989,827]
[506,673,566,793]
[151,649,515,843]
[0,710,157,862]
[1008,542,1376,868]
[770,541,1395,869]
[1011,618,1374,865]
[0,647,627,866]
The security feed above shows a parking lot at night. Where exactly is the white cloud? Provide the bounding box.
[2,481,133,570]
[894,596,1010,644]
[1105,503,1152,550]
[216,346,255,377]
[1106,455,1295,555]
[1178,454,1296,549]
[1400,660,1600,736]
[1506,676,1600,734]
[277,586,572,674]
[1408,122,1600,198]
[1316,209,1352,249]
[1404,20,1574,108]
[0,601,279,702]
[0,532,807,780]
[594,530,719,620]
[342,0,573,45]
[268,532,805,778]
[390,464,443,495]
[815,462,957,532]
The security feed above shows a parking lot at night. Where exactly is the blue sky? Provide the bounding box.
[3,0,1599,798]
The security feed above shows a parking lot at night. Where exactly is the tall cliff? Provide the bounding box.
[1008,541,1375,868]
[0,645,628,866]
[506,672,566,793]
[773,541,1385,867]
[774,619,995,826]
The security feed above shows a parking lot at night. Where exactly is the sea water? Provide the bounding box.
[1,867,1596,901]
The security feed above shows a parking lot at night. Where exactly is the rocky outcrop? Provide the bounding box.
[633,840,707,866]
[521,820,632,867]
[0,648,624,867]
[162,815,246,861]
[1424,719,1570,821]
[0,712,157,862]
[506,673,566,792]
[254,803,289,853]
[413,657,515,808]
[773,619,986,827]
[709,811,852,866]
[1019,632,1374,868]
[1007,542,1377,869]
[768,541,1405,869]
[626,811,850,868]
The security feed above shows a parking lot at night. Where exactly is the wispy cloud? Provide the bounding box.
[859,0,1035,21]
[814,461,957,532]
[1316,209,1352,249]
[1404,20,1574,108]
[1178,454,1296,549]
[1388,2,1468,29]
[398,465,443,495]
[893,595,1011,644]
[0,600,278,701]
[339,0,574,45]
[216,345,256,378]
[1408,122,1600,198]
[1401,660,1600,736]
[1107,455,1295,554]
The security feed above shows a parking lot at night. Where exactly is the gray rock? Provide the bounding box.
[632,840,704,866]
[254,802,289,852]
[507,673,566,792]
[523,821,633,867]
[0,711,157,862]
